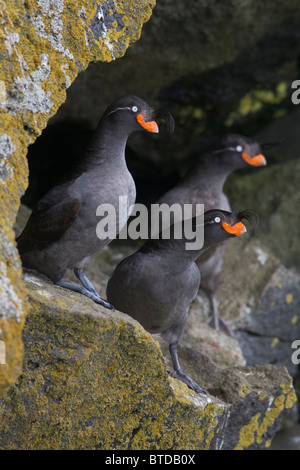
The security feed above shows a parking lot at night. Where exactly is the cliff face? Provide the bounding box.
[1,0,299,449]
[0,0,156,396]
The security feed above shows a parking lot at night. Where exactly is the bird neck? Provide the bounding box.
[84,119,130,168]
[182,154,232,191]
[143,243,198,272]
[142,236,205,267]
[141,224,228,268]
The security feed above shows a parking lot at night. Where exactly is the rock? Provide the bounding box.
[46,0,300,179]
[0,271,296,450]
[179,317,246,369]
[16,202,299,377]
[225,157,300,271]
[185,237,300,377]
[270,424,300,450]
[0,0,155,397]
[3,0,300,447]
[53,0,300,129]
[235,264,300,376]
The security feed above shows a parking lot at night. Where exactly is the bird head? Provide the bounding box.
[203,208,259,246]
[211,134,267,168]
[104,95,174,135]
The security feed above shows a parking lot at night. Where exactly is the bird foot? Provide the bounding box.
[56,280,115,310]
[207,315,235,338]
[172,369,206,395]
[92,294,115,310]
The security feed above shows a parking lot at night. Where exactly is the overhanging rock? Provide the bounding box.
[0,0,156,396]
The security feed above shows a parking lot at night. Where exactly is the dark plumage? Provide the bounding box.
[107,209,258,393]
[155,134,266,335]
[17,95,174,308]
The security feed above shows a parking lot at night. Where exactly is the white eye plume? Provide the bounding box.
[214,216,221,223]
[236,145,243,152]
[106,105,139,118]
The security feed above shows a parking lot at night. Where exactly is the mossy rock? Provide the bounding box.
[0,0,156,397]
[0,272,296,450]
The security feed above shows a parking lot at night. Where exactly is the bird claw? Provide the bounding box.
[56,280,115,311]
[172,370,206,395]
[94,296,115,310]
[207,315,235,338]
[83,289,115,310]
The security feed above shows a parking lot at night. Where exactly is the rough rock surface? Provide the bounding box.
[47,0,300,178]
[225,157,300,271]
[0,272,296,450]
[2,0,299,449]
[186,237,300,377]
[14,204,300,381]
[0,0,155,396]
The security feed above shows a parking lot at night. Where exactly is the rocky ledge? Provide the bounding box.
[0,270,296,450]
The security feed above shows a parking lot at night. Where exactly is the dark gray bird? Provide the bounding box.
[155,134,266,336]
[17,95,174,309]
[107,209,258,393]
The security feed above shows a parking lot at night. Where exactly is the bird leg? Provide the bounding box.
[169,343,206,394]
[56,269,114,310]
[206,291,235,337]
[74,267,99,295]
[74,267,114,309]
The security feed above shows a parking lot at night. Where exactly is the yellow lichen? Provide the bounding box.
[234,413,261,450]
[240,384,251,398]
[0,0,157,397]
[0,276,297,449]
[280,381,297,410]
[259,392,267,402]
[225,81,289,127]
[234,379,297,450]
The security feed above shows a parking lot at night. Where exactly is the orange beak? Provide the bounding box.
[136,114,159,133]
[222,221,247,236]
[242,152,267,167]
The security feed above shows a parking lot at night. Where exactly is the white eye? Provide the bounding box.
[236,145,243,152]
[214,217,221,223]
[132,106,138,113]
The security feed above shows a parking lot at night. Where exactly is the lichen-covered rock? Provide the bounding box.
[15,204,300,383]
[47,0,300,178]
[54,0,300,127]
[0,0,156,397]
[0,272,296,450]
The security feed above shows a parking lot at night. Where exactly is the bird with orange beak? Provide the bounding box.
[107,209,258,394]
[17,95,174,308]
[155,134,266,336]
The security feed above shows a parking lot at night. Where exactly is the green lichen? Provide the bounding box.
[0,281,226,449]
[234,379,297,450]
[271,337,279,348]
[225,81,289,127]
[234,413,261,450]
[0,0,156,397]
[240,384,252,399]
[0,274,296,449]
